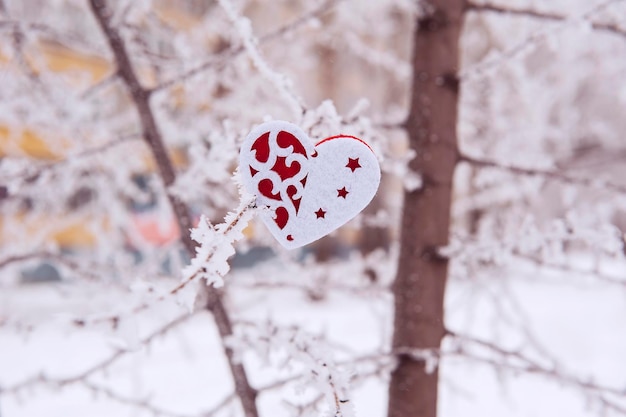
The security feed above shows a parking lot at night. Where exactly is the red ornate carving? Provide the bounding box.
[249,130,310,230]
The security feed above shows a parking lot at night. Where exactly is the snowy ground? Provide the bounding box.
[1,255,625,417]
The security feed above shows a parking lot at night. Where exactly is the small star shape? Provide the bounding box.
[315,208,326,219]
[337,187,349,199]
[346,157,361,172]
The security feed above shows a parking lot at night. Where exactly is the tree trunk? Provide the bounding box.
[388,2,464,417]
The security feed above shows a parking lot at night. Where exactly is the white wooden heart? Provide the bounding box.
[240,121,381,249]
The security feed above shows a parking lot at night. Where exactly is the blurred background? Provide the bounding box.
[1,0,626,416]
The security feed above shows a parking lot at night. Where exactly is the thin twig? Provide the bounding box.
[2,312,193,394]
[152,0,340,93]
[467,2,626,39]
[80,70,119,99]
[462,0,626,80]
[0,133,140,184]
[81,380,195,417]
[459,153,626,195]
[447,330,626,404]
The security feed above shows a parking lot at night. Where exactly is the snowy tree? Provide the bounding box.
[1,1,626,417]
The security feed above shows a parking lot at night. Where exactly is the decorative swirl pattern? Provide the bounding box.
[244,123,313,230]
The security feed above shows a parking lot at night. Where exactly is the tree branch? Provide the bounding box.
[466,2,626,39]
[461,0,626,80]
[88,0,195,254]
[80,380,196,417]
[152,0,340,93]
[446,330,626,413]
[87,2,259,416]
[0,133,139,185]
[3,312,193,394]
[459,153,626,195]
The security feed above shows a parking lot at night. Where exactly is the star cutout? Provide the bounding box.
[315,208,326,219]
[337,187,349,199]
[346,157,361,172]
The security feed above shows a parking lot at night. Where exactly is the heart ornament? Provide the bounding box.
[240,121,381,249]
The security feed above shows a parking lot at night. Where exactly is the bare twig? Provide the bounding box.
[80,70,119,99]
[0,250,51,270]
[0,250,108,283]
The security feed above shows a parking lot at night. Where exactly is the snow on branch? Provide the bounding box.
[466,1,626,40]
[0,249,104,285]
[460,153,626,195]
[461,0,626,80]
[446,330,626,414]
[78,380,200,417]
[183,196,256,288]
[3,312,194,395]
[233,321,356,417]
[152,0,339,93]
[231,246,394,301]
[339,32,411,81]
[217,0,306,119]
[64,198,256,329]
[0,19,99,52]
[0,133,139,186]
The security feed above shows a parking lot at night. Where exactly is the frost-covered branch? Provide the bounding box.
[217,0,306,119]
[0,19,98,52]
[466,2,626,39]
[446,330,626,414]
[88,2,260,416]
[80,380,198,417]
[511,250,626,288]
[0,133,139,185]
[233,321,355,417]
[2,312,194,395]
[183,197,256,288]
[460,153,626,195]
[461,0,625,79]
[0,249,107,284]
[0,250,51,270]
[62,200,256,329]
[88,0,195,254]
[152,0,340,93]
[231,247,394,301]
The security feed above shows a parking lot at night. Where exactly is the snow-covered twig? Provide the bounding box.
[461,0,626,80]
[467,1,626,39]
[183,196,256,288]
[446,330,626,414]
[2,312,194,394]
[63,199,256,329]
[217,0,306,119]
[152,0,340,93]
[233,321,355,417]
[0,133,139,185]
[460,153,626,195]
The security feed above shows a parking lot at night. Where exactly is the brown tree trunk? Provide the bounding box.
[88,2,259,416]
[388,2,464,417]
